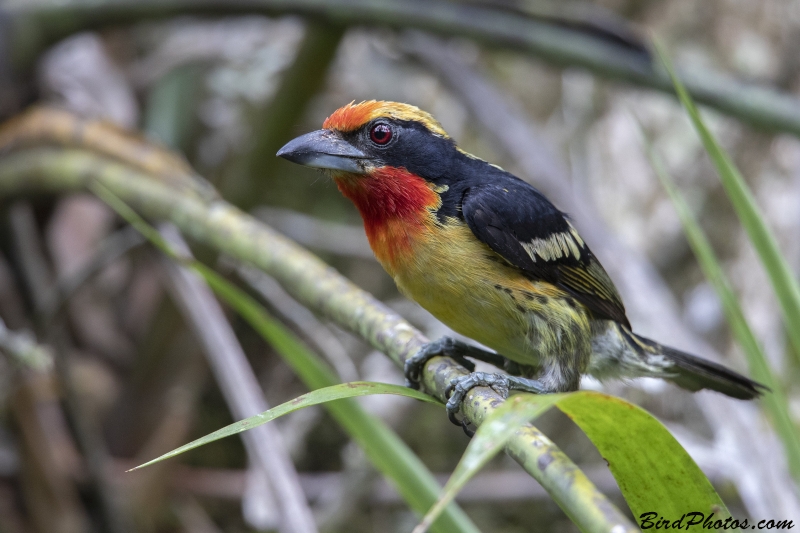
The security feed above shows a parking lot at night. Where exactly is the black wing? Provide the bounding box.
[461,182,630,328]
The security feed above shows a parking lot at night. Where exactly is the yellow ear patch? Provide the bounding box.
[323,100,449,137]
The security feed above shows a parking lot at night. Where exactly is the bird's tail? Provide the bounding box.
[620,328,767,400]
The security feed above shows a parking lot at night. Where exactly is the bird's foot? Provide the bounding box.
[404,337,476,389]
[445,373,547,429]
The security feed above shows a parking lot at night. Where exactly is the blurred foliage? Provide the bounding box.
[0,1,799,533]
[642,44,800,482]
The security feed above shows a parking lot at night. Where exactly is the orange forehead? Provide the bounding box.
[322,100,448,137]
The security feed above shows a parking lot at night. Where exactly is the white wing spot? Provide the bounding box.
[521,231,582,263]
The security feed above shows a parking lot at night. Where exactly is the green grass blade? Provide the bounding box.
[413,394,567,533]
[131,382,436,470]
[415,391,732,533]
[643,140,800,481]
[91,183,482,533]
[654,40,800,368]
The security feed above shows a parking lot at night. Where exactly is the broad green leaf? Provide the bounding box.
[132,382,436,470]
[92,183,481,533]
[557,392,729,521]
[415,391,731,533]
[654,41,800,371]
[643,137,800,480]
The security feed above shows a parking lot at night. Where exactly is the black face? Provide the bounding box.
[338,118,463,182]
[277,117,464,181]
[277,116,529,220]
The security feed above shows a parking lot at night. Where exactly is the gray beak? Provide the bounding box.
[277,129,368,174]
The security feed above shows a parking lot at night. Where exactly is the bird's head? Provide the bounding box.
[277,101,468,242]
[276,100,452,179]
[277,100,467,265]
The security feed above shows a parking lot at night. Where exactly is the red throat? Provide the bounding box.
[334,167,439,268]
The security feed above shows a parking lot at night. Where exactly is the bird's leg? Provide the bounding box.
[405,337,545,434]
[445,373,547,427]
[404,337,476,389]
[404,336,527,389]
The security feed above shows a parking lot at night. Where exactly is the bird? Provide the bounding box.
[277,100,766,423]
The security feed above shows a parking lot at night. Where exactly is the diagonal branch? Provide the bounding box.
[0,108,637,533]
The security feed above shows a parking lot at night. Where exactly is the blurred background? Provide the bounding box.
[0,1,799,532]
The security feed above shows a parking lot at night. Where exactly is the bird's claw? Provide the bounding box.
[403,337,475,390]
[445,372,511,426]
[404,339,545,437]
[445,372,547,432]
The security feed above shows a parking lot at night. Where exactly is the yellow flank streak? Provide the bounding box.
[385,214,592,371]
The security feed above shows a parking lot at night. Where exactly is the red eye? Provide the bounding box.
[369,123,393,145]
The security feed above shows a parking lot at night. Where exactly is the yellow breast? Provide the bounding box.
[386,218,590,366]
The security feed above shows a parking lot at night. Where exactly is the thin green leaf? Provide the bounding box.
[654,40,800,369]
[416,391,732,533]
[414,394,567,533]
[92,183,481,533]
[643,137,800,481]
[131,382,436,470]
